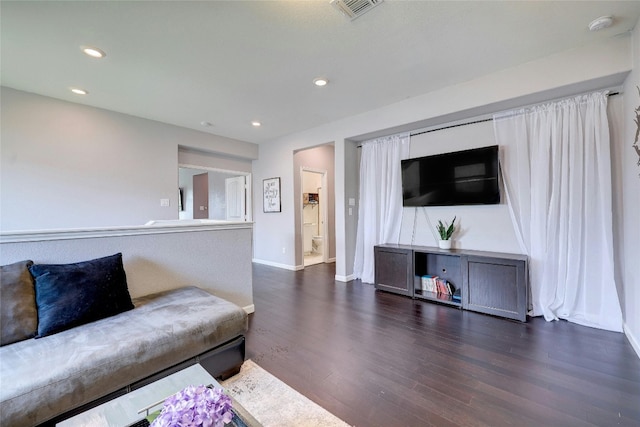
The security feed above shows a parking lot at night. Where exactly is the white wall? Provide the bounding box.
[0,87,258,231]
[621,18,640,356]
[399,121,521,253]
[252,36,633,282]
[207,172,229,220]
[302,171,322,193]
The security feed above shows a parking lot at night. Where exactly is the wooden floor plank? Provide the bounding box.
[246,263,640,427]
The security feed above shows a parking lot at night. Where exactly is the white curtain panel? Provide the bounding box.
[494,91,623,332]
[353,133,410,284]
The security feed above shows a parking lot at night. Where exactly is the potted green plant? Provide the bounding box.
[436,217,456,249]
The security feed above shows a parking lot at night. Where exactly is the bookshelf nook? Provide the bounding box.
[374,244,529,322]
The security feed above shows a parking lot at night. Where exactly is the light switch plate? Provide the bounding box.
[160,198,170,207]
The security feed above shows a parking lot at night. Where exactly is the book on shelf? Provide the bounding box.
[435,278,448,295]
[421,276,458,298]
[434,278,456,297]
[421,275,438,293]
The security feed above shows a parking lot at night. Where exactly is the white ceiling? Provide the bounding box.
[2,1,640,145]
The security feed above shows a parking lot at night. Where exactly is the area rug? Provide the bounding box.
[221,360,350,427]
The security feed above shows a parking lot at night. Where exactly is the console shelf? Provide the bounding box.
[414,289,461,307]
[374,244,528,322]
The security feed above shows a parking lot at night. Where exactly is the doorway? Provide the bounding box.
[302,169,327,266]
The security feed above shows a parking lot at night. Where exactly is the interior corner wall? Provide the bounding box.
[0,87,258,231]
[621,18,640,356]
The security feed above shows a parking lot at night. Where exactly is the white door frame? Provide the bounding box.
[179,164,252,222]
[300,167,328,264]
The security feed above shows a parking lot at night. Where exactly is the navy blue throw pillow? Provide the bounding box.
[29,253,134,338]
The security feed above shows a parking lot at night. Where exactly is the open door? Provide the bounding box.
[193,173,209,219]
[225,176,246,221]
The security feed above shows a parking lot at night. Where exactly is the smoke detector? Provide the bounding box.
[588,16,613,32]
[330,0,383,21]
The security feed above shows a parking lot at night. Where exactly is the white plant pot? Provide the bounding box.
[438,239,452,250]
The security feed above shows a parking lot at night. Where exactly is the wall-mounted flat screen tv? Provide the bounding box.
[401,145,500,206]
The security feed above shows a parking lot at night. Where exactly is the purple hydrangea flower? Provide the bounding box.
[151,385,234,427]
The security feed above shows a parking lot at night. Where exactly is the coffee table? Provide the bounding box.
[58,364,260,426]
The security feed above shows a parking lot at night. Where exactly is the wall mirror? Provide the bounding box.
[178,167,251,222]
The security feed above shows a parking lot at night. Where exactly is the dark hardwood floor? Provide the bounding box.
[246,263,640,427]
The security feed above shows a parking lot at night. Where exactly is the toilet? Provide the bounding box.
[304,223,314,254]
[312,236,323,254]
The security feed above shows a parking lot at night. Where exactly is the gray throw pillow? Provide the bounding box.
[0,260,38,346]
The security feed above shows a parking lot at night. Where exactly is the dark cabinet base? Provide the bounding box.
[373,246,413,296]
[375,244,529,322]
[464,256,527,321]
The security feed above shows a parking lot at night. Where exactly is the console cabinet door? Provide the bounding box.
[462,256,527,322]
[374,246,413,297]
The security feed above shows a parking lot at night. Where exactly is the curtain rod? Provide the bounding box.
[410,92,620,138]
[411,117,493,137]
[357,91,620,145]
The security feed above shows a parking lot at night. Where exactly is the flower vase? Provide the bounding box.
[438,239,452,250]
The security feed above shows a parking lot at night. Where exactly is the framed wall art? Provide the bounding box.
[263,177,281,213]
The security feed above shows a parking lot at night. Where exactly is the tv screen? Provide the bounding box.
[401,145,500,206]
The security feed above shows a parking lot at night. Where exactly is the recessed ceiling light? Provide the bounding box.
[313,78,329,87]
[70,88,88,95]
[588,16,613,32]
[81,46,106,58]
[251,121,262,127]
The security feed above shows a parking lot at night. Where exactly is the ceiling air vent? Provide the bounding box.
[330,0,383,21]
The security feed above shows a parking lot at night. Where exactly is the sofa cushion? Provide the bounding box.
[29,253,134,338]
[0,286,248,427]
[0,260,37,346]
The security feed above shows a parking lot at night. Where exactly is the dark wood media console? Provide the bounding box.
[374,244,529,321]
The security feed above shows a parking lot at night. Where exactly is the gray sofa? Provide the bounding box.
[0,262,248,427]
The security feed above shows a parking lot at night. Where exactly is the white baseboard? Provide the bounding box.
[243,304,255,314]
[327,257,336,263]
[335,274,355,282]
[623,322,640,359]
[252,258,303,271]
